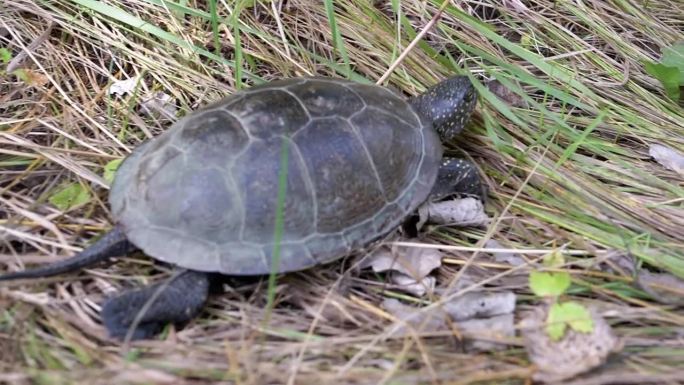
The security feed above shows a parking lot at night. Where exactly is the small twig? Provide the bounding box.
[389,240,594,256]
[0,224,80,252]
[272,0,291,59]
[376,0,450,85]
[1,197,70,251]
[585,60,631,88]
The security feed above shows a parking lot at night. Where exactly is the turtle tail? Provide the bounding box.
[0,225,135,281]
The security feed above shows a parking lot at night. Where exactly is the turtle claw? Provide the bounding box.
[101,270,210,340]
[429,157,486,201]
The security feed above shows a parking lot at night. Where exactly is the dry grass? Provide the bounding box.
[1,0,683,384]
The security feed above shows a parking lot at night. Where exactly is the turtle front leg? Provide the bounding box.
[429,157,486,201]
[101,270,210,340]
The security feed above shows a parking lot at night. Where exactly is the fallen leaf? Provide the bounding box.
[361,243,442,297]
[443,291,517,321]
[383,292,516,351]
[418,197,488,229]
[487,79,528,107]
[645,62,681,101]
[361,243,442,281]
[485,239,526,266]
[382,298,445,333]
[390,273,436,297]
[103,158,123,185]
[649,143,684,175]
[48,182,91,211]
[109,77,140,96]
[140,91,177,119]
[14,68,49,86]
[636,270,684,305]
[521,305,622,383]
[457,313,516,351]
[643,41,684,101]
[434,275,479,296]
[659,41,684,75]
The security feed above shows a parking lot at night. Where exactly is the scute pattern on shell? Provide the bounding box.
[109,77,442,275]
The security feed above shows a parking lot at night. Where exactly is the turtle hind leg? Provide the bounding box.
[101,270,210,340]
[429,157,486,201]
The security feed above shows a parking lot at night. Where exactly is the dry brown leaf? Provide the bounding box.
[521,305,623,383]
[109,77,140,96]
[443,291,517,321]
[15,68,49,87]
[487,79,528,108]
[636,270,684,305]
[383,298,446,333]
[361,244,442,296]
[390,273,436,297]
[383,292,516,351]
[457,313,516,351]
[485,239,527,266]
[649,144,684,175]
[361,244,442,280]
[418,197,488,229]
[140,91,177,119]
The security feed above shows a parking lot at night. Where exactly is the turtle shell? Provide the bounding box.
[109,77,442,275]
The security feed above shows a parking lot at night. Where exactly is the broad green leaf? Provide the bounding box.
[563,302,594,333]
[546,302,567,340]
[0,48,11,64]
[660,41,684,76]
[644,41,684,101]
[644,62,681,101]
[103,158,123,184]
[529,271,571,297]
[546,301,594,340]
[49,183,91,211]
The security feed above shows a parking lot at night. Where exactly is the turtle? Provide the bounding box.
[0,75,482,340]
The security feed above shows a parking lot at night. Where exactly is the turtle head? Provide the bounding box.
[409,75,477,141]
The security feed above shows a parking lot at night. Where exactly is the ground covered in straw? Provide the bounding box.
[1,1,683,384]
